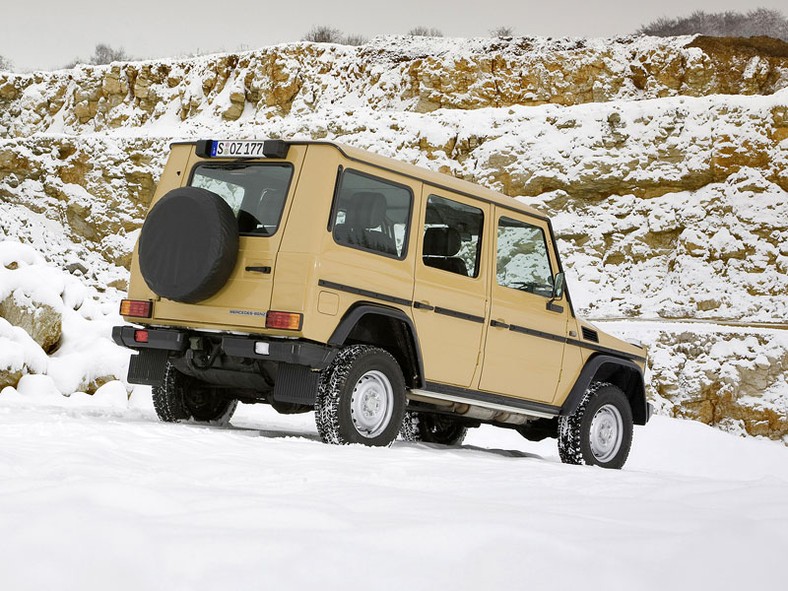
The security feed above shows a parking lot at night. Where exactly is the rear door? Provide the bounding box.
[411,191,489,387]
[478,209,569,404]
[152,146,306,330]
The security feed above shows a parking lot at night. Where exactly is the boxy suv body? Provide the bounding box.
[113,139,650,468]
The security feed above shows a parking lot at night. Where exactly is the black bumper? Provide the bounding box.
[112,326,336,370]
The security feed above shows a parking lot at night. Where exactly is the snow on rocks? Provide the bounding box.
[599,320,788,442]
[0,240,130,397]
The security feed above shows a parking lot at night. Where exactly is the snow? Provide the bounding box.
[0,240,131,395]
[0,388,786,591]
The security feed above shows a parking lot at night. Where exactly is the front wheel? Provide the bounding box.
[315,345,406,446]
[558,382,633,469]
[152,361,237,425]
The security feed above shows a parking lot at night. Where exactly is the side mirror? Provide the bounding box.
[551,272,565,300]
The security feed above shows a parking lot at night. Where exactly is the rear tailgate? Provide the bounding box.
[127,143,307,332]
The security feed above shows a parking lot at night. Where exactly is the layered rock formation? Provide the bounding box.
[0,35,786,440]
[1,35,786,135]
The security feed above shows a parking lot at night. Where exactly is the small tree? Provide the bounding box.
[0,55,12,71]
[90,43,128,65]
[302,26,345,43]
[407,26,443,37]
[490,26,514,37]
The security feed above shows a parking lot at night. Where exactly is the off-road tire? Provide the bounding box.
[558,382,633,469]
[400,411,468,446]
[152,362,237,425]
[315,345,406,446]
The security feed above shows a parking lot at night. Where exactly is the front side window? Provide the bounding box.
[422,195,484,278]
[191,163,293,236]
[497,216,554,297]
[331,170,412,258]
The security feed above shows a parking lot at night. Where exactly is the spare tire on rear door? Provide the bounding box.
[138,187,239,304]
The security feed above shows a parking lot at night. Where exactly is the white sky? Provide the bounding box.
[2,0,786,71]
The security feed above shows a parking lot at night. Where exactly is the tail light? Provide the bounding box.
[134,330,149,343]
[265,311,303,331]
[120,299,152,318]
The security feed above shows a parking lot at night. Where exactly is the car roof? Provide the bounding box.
[177,139,548,222]
[320,141,548,221]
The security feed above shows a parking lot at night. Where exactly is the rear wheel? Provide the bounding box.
[400,412,468,446]
[558,382,633,469]
[152,361,237,425]
[315,345,406,446]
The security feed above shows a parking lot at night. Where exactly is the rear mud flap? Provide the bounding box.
[273,363,319,406]
[128,349,170,386]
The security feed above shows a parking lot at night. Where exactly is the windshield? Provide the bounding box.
[190,163,293,236]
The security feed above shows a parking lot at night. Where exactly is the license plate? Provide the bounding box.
[210,140,269,158]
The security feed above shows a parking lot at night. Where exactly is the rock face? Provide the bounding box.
[650,330,788,440]
[605,321,788,441]
[0,36,786,135]
[0,34,786,440]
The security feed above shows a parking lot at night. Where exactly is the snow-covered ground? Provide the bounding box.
[1,385,786,591]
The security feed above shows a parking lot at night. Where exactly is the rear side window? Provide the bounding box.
[496,216,554,297]
[191,163,293,236]
[422,195,484,278]
[331,170,412,259]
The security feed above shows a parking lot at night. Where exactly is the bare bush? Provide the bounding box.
[490,27,514,37]
[0,55,12,71]
[637,8,788,41]
[343,34,368,46]
[90,43,128,65]
[407,26,443,37]
[65,43,129,68]
[303,26,345,44]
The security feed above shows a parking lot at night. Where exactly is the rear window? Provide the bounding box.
[190,163,293,236]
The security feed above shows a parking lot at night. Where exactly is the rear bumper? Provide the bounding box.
[112,325,335,370]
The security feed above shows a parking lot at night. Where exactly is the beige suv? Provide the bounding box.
[113,140,650,469]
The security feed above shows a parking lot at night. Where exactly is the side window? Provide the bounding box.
[332,170,412,258]
[497,216,554,297]
[422,195,484,278]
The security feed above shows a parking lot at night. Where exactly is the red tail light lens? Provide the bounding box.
[265,311,303,331]
[134,330,149,343]
[120,299,152,318]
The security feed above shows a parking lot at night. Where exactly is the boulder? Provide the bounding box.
[0,295,62,353]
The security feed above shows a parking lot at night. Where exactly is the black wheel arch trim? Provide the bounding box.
[328,303,425,389]
[561,354,649,425]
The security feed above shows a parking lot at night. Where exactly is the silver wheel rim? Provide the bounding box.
[350,370,394,438]
[589,403,623,463]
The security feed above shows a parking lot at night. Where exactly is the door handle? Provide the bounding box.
[413,301,435,311]
[490,319,510,329]
[245,266,272,274]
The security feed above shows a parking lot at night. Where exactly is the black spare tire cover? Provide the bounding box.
[138,187,239,304]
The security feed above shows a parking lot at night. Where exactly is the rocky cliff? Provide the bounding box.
[0,35,786,441]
